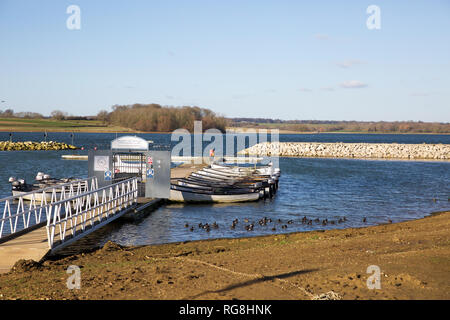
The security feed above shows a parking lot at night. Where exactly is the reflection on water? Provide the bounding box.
[0,132,449,255]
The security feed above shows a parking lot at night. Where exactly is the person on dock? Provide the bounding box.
[209,148,215,163]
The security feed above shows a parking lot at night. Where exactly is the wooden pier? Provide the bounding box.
[0,164,204,273]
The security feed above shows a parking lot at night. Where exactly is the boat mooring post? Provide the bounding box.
[9,133,12,143]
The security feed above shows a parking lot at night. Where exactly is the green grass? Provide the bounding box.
[0,117,105,128]
[0,117,135,133]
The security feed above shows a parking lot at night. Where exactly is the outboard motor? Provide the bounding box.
[11,180,21,190]
[11,178,27,191]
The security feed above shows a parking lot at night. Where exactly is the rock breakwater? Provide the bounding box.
[0,141,78,151]
[238,142,450,160]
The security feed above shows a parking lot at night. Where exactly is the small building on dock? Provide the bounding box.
[88,136,171,199]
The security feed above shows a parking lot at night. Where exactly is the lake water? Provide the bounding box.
[0,132,449,254]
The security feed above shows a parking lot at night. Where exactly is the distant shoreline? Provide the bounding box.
[1,128,450,135]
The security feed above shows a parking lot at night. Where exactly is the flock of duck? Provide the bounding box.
[183,215,396,234]
[183,215,357,233]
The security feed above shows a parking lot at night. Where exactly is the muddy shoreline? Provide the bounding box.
[0,211,449,300]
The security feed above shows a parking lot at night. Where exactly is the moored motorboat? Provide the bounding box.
[169,188,261,203]
[169,161,280,203]
[211,161,280,176]
[9,173,79,201]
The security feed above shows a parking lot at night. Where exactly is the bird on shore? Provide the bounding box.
[363,217,367,223]
[198,223,203,229]
[314,218,320,223]
[338,218,344,223]
[287,220,293,224]
[322,219,328,226]
[330,220,335,225]
[190,226,194,232]
[281,224,288,229]
[271,227,276,231]
[212,222,219,229]
[244,218,249,223]
[184,223,189,228]
[307,220,313,225]
[388,219,393,224]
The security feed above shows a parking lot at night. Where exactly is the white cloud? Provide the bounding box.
[298,88,312,92]
[336,60,365,69]
[339,80,368,89]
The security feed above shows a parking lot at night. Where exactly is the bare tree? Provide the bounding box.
[3,109,14,117]
[51,110,68,120]
[97,110,110,124]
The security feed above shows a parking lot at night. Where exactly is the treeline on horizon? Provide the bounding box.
[97,104,228,132]
[230,118,450,134]
[1,107,449,133]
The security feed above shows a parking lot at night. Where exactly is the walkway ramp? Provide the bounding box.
[0,164,204,273]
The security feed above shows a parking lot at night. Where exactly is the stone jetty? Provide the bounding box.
[238,142,450,160]
[0,141,78,151]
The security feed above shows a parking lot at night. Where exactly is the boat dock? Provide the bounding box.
[62,155,263,163]
[0,163,204,273]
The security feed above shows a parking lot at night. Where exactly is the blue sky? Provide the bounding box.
[0,0,449,121]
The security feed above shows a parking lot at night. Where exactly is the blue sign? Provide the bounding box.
[104,170,112,181]
[146,168,154,178]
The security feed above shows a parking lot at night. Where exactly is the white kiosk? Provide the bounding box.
[88,136,171,199]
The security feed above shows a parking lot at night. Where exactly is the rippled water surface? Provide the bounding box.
[0,132,448,253]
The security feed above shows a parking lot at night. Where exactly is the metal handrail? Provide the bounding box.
[0,177,98,238]
[46,177,138,249]
[0,177,97,202]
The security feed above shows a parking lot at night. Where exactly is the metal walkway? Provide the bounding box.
[0,177,139,273]
[0,163,204,273]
